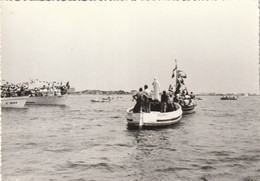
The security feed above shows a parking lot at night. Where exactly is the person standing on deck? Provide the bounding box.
[190,92,195,99]
[133,88,145,113]
[143,85,152,112]
[161,91,168,112]
[152,77,161,101]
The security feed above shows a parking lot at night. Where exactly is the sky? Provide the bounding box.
[1,1,259,93]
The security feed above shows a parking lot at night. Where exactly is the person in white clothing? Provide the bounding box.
[152,77,161,101]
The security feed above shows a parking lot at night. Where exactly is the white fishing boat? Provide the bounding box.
[26,95,68,105]
[1,96,30,108]
[126,103,182,127]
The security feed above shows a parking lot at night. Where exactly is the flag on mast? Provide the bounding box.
[168,84,174,92]
[177,70,187,78]
[171,60,178,78]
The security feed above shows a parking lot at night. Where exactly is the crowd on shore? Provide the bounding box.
[1,81,70,98]
[132,78,196,113]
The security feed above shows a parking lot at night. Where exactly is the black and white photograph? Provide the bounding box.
[1,1,259,180]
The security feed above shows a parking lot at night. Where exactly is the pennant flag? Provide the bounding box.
[168,84,174,92]
[171,65,177,78]
[177,70,187,78]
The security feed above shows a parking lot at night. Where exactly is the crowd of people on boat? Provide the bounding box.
[220,96,238,100]
[1,83,31,98]
[174,90,196,108]
[132,78,196,113]
[1,81,70,98]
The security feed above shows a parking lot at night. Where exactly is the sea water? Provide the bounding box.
[1,95,260,181]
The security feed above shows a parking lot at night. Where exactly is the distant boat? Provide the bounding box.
[1,96,30,108]
[91,97,111,103]
[220,96,237,100]
[126,103,182,127]
[91,99,100,103]
[91,99,110,103]
[26,95,68,105]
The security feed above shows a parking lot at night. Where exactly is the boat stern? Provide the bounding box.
[126,105,182,127]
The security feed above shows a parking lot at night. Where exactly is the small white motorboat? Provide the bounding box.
[1,96,30,108]
[26,95,68,105]
[126,103,182,127]
[91,97,111,103]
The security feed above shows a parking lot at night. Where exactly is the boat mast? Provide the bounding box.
[175,60,189,95]
[175,59,178,96]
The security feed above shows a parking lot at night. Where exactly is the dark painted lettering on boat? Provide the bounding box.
[6,101,17,105]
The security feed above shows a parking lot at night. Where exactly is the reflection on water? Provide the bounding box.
[2,95,260,181]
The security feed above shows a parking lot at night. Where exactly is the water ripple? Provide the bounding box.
[2,95,260,181]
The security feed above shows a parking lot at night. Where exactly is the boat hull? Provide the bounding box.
[26,95,68,105]
[220,98,237,100]
[126,103,182,127]
[91,99,110,103]
[1,96,29,108]
[182,104,196,114]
